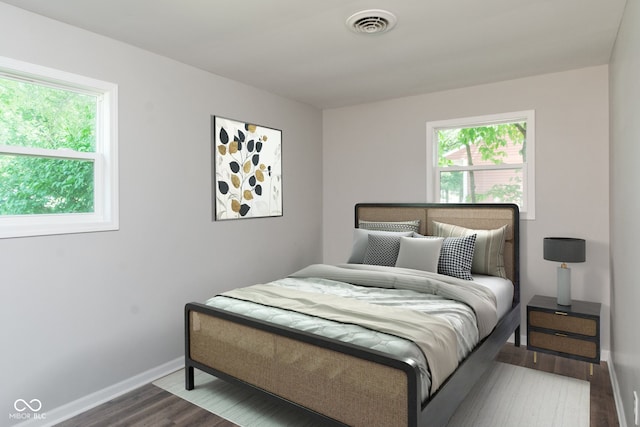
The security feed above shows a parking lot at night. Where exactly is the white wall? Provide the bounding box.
[0,3,323,423]
[610,0,640,425]
[323,66,611,350]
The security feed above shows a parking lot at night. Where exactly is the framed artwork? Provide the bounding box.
[212,116,282,220]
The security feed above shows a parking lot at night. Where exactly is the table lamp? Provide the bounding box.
[543,237,586,306]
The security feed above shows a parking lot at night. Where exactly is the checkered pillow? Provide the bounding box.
[438,234,477,280]
[363,233,403,267]
[359,219,420,233]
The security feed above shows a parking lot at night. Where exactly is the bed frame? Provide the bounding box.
[185,203,520,427]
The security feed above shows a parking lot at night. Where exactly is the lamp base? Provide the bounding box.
[557,266,571,306]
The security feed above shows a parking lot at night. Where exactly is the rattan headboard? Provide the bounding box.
[355,203,520,305]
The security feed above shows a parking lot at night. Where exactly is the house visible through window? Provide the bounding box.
[426,111,535,219]
[0,56,118,238]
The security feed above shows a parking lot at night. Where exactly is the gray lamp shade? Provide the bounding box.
[543,237,586,263]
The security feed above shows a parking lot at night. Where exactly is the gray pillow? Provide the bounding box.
[348,228,413,263]
[363,233,403,267]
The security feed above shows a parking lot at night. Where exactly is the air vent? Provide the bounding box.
[346,9,397,35]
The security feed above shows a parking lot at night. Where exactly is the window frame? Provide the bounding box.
[426,110,535,220]
[0,56,119,238]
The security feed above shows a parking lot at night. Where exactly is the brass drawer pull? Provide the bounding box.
[555,311,568,316]
[555,333,568,337]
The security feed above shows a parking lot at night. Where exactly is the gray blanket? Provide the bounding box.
[291,263,498,338]
[221,263,498,393]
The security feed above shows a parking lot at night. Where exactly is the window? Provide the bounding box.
[426,111,535,219]
[0,56,118,238]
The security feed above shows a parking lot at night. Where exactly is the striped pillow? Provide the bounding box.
[432,221,508,279]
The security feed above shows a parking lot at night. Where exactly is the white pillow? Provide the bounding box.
[395,236,444,272]
[348,229,414,263]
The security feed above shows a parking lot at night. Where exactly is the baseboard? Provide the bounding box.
[608,358,628,427]
[507,331,527,349]
[14,357,184,427]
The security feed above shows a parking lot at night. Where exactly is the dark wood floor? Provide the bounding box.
[57,344,619,427]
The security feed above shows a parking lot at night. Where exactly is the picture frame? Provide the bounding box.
[212,116,282,220]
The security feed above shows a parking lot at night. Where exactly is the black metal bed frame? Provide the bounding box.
[185,203,521,427]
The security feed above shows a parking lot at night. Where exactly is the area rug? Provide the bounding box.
[447,362,589,427]
[153,362,589,427]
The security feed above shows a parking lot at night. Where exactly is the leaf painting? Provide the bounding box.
[213,116,282,220]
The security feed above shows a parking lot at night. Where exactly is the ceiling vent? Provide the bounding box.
[346,9,397,35]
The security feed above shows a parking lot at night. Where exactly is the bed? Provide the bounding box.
[185,203,521,427]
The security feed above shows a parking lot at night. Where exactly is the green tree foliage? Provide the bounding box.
[0,77,96,215]
[437,123,526,204]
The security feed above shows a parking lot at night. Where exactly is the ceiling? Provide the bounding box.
[1,0,627,109]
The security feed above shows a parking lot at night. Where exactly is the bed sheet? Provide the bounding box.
[472,274,514,319]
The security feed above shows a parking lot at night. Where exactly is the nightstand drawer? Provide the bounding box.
[529,331,597,359]
[529,310,597,336]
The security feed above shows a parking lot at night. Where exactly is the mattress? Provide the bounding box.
[206,265,505,402]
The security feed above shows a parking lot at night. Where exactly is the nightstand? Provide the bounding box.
[527,294,601,375]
